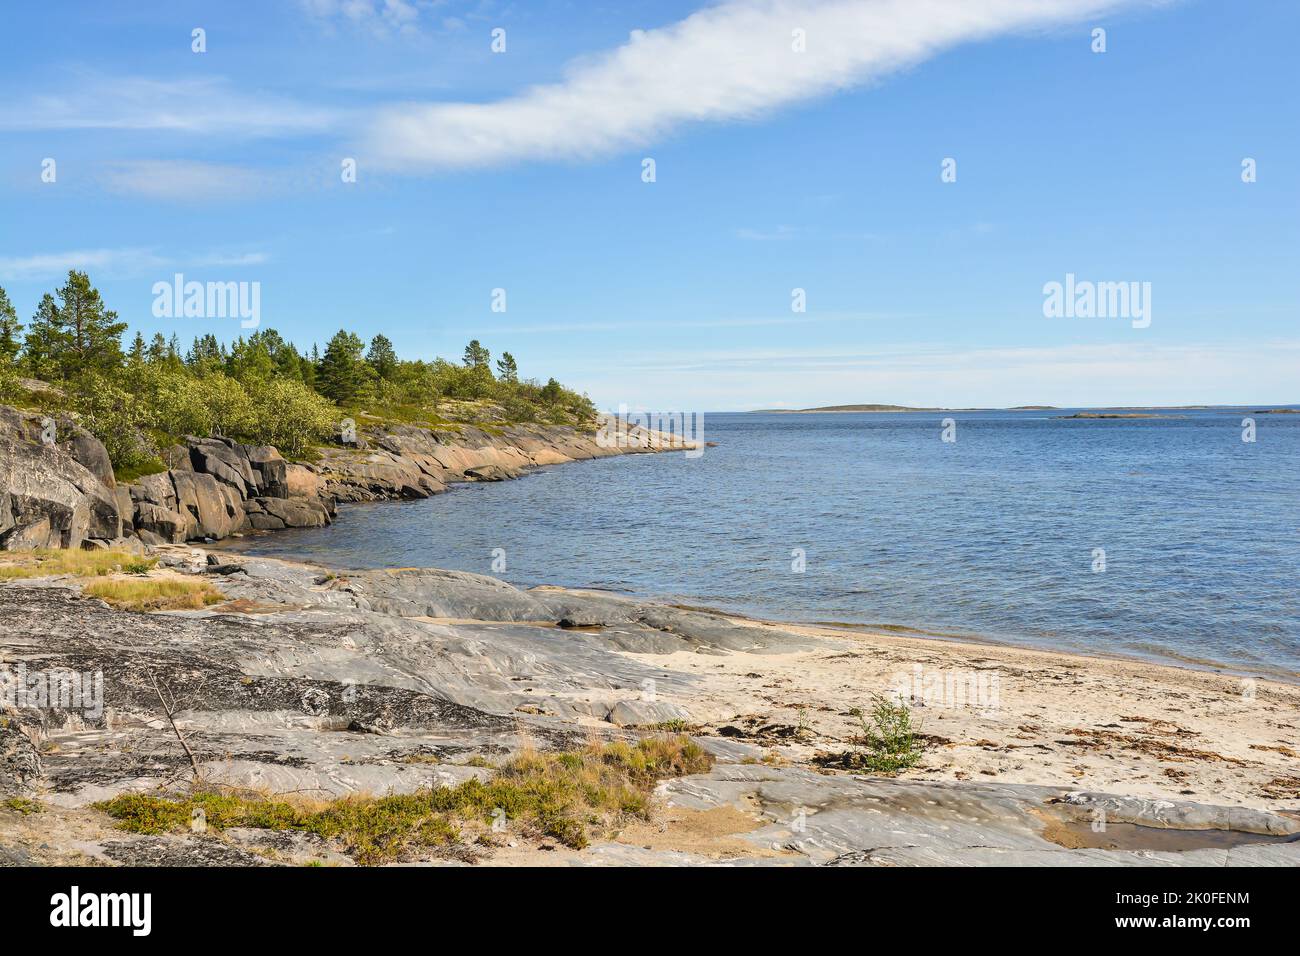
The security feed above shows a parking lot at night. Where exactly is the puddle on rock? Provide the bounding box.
[1043,818,1300,852]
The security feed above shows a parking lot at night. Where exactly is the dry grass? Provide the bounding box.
[82,578,224,612]
[96,735,714,864]
[0,548,156,580]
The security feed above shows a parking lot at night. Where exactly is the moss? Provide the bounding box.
[96,736,713,864]
[82,577,225,612]
[2,797,44,814]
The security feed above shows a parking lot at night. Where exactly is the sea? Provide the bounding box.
[227,408,1300,678]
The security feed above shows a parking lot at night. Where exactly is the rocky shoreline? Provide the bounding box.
[3,404,1298,867]
[2,546,1298,866]
[1,403,685,552]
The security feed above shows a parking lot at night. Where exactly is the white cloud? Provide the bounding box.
[364,0,1146,170]
[0,75,342,138]
[0,247,269,282]
[0,249,167,282]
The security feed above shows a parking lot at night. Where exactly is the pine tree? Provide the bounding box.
[22,294,64,380]
[496,351,519,383]
[316,329,374,405]
[51,270,127,378]
[128,331,147,366]
[147,333,168,364]
[462,339,490,370]
[0,286,22,363]
[366,334,398,380]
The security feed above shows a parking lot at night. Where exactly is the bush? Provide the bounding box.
[135,366,214,437]
[74,374,154,471]
[245,378,339,457]
[847,695,926,773]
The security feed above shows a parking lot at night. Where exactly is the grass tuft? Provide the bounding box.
[95,735,713,864]
[0,548,157,581]
[1,797,44,814]
[82,577,224,612]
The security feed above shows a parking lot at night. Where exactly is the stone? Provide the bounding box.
[63,430,115,489]
[606,700,693,727]
[0,406,122,550]
[172,470,239,539]
[133,503,193,543]
[189,439,257,497]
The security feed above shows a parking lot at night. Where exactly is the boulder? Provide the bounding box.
[0,406,122,550]
[245,496,331,529]
[605,700,693,728]
[171,470,239,539]
[133,503,194,543]
[189,439,257,496]
[63,430,115,489]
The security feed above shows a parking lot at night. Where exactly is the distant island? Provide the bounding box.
[753,404,1005,413]
[752,403,1297,415]
[1054,412,1187,420]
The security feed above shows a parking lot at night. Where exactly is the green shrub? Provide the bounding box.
[245,378,338,457]
[847,694,926,774]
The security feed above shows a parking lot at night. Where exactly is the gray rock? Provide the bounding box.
[189,439,257,497]
[606,700,692,727]
[0,406,122,550]
[133,502,194,543]
[172,470,240,539]
[63,430,115,489]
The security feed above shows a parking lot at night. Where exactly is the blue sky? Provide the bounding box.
[1,0,1296,410]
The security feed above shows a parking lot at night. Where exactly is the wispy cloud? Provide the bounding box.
[97,160,274,201]
[569,340,1300,410]
[477,310,909,335]
[299,0,424,36]
[364,0,1146,171]
[0,247,270,282]
[0,75,343,138]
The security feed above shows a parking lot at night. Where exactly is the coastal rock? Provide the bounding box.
[114,487,135,536]
[129,471,177,510]
[606,700,693,727]
[244,496,331,530]
[189,438,258,497]
[172,470,242,540]
[63,430,115,489]
[0,406,122,550]
[464,464,514,481]
[133,502,195,543]
[259,459,324,500]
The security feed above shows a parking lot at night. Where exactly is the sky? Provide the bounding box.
[0,0,1296,411]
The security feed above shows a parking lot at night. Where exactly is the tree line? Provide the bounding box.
[0,271,595,473]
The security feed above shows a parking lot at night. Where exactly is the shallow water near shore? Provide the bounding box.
[227,409,1300,677]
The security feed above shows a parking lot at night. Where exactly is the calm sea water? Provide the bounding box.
[229,410,1300,677]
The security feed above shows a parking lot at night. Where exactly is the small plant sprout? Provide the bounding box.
[845,694,926,774]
